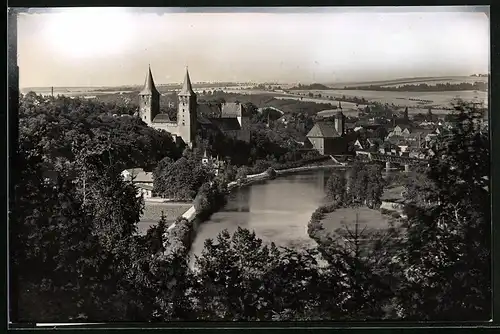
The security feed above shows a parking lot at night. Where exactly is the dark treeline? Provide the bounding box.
[289,83,331,90]
[343,81,487,92]
[10,94,490,322]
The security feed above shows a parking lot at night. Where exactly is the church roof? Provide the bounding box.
[198,103,222,118]
[179,68,195,96]
[140,66,160,96]
[197,113,214,125]
[221,102,243,117]
[152,114,176,123]
[306,122,341,138]
[209,117,241,131]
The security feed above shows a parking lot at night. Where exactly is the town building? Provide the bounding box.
[137,184,154,199]
[121,168,155,198]
[121,168,154,184]
[138,66,251,147]
[306,111,347,155]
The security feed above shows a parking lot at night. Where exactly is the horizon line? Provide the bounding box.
[20,74,489,90]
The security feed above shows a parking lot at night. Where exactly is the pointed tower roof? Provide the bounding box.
[140,65,159,96]
[179,67,195,96]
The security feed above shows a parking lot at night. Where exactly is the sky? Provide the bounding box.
[16,6,490,88]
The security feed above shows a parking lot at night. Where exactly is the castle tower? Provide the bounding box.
[138,66,160,125]
[177,67,197,146]
[335,110,345,136]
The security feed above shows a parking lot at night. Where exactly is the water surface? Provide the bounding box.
[190,170,333,258]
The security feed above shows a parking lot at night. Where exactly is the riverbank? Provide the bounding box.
[162,161,349,258]
[307,200,403,246]
[307,183,407,244]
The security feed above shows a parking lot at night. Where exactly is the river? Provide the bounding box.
[190,169,337,261]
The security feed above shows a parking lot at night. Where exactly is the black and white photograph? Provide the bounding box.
[8,6,491,324]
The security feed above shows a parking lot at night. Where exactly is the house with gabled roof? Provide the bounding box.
[306,111,347,155]
[121,168,153,184]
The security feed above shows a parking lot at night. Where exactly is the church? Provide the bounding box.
[138,66,251,147]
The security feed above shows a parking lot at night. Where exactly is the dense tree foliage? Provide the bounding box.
[347,161,385,208]
[11,94,490,322]
[325,172,347,203]
[397,103,490,320]
[11,94,184,322]
[153,156,212,201]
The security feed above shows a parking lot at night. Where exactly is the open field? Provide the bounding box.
[23,75,488,112]
[137,202,192,235]
[274,96,366,109]
[321,206,390,235]
[291,89,487,109]
[325,76,488,89]
[316,109,361,118]
[380,78,488,88]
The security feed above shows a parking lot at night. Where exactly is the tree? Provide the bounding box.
[345,161,384,208]
[193,228,323,321]
[153,156,211,201]
[12,94,180,322]
[397,102,490,320]
[315,212,403,320]
[365,164,385,209]
[374,126,388,140]
[325,172,347,204]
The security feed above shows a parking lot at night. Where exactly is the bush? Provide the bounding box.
[252,160,272,174]
[236,166,249,180]
[193,183,212,213]
[307,203,341,242]
[162,218,193,257]
[267,168,277,179]
[193,181,228,221]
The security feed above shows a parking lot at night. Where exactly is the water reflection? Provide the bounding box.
[190,170,341,258]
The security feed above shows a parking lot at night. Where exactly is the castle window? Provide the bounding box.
[182,122,185,126]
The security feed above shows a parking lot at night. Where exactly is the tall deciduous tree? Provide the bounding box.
[397,102,490,320]
[153,156,211,200]
[325,172,347,204]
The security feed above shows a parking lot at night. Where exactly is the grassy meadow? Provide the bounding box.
[321,206,390,236]
[325,75,488,88]
[137,202,192,235]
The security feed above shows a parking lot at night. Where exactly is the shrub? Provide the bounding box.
[193,183,212,213]
[307,203,341,242]
[193,181,228,221]
[266,168,277,179]
[162,218,193,257]
[236,166,249,180]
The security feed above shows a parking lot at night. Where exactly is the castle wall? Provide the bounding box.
[152,123,180,137]
[238,116,251,142]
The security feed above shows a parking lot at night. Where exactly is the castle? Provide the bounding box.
[138,66,251,147]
